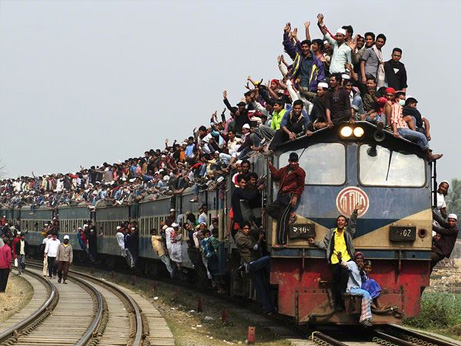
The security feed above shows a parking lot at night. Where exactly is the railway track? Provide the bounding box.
[308,324,460,346]
[0,264,150,346]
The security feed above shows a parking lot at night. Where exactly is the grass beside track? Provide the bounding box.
[404,292,461,341]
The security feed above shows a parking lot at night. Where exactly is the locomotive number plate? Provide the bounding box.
[389,226,416,242]
[289,224,316,239]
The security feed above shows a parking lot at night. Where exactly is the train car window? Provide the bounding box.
[359,145,426,187]
[279,143,346,185]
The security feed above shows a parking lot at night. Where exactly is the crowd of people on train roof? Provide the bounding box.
[0,13,442,213]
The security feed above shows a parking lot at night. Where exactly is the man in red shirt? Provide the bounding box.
[267,152,306,245]
[0,237,12,293]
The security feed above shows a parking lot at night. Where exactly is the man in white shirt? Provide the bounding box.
[317,13,352,74]
[44,234,61,278]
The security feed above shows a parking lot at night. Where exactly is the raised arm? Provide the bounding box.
[304,21,311,41]
[223,90,233,112]
[283,25,298,60]
[317,13,329,37]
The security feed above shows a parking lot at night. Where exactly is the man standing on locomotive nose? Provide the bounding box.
[309,203,362,311]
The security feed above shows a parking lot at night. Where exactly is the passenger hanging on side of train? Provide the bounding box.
[115,225,126,257]
[124,227,137,269]
[231,175,262,237]
[165,208,176,227]
[168,223,183,267]
[150,228,174,278]
[267,152,306,246]
[201,228,221,290]
[234,221,275,314]
[198,204,209,226]
[339,251,373,327]
[308,203,362,312]
[430,212,459,271]
[435,181,449,219]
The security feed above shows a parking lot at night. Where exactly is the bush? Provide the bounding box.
[405,293,461,332]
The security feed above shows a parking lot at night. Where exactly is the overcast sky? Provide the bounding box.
[0,0,460,181]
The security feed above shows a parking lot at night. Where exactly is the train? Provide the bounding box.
[1,121,437,326]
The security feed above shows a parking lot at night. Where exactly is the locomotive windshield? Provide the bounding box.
[359,145,426,187]
[279,143,346,185]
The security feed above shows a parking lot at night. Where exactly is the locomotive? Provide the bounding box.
[2,121,437,325]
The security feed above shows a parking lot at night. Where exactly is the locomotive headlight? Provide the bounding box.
[340,126,353,138]
[353,127,365,138]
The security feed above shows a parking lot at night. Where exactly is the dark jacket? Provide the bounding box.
[283,32,325,92]
[235,230,260,263]
[432,212,459,258]
[14,239,29,257]
[269,164,306,198]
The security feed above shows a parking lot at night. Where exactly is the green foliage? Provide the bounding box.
[446,179,461,221]
[405,293,461,335]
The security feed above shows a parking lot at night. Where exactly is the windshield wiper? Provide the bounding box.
[385,151,393,181]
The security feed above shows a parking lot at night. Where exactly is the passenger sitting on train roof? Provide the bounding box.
[340,252,373,327]
[402,97,431,141]
[308,204,362,312]
[268,100,310,150]
[389,91,442,161]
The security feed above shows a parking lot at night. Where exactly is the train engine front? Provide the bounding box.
[261,122,434,325]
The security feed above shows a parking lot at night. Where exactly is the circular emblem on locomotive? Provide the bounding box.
[336,187,369,217]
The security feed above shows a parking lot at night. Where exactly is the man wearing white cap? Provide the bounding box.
[309,82,329,130]
[56,235,73,284]
[317,13,351,74]
[431,212,459,271]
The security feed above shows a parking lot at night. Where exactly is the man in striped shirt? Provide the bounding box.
[389,90,442,161]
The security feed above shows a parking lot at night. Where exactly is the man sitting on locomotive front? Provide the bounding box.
[308,203,363,312]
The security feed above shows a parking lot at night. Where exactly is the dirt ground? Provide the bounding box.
[80,268,293,346]
[0,273,33,323]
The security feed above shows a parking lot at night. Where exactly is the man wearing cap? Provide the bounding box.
[431,212,459,271]
[267,152,306,245]
[56,235,73,284]
[317,14,352,74]
[166,208,176,227]
[309,82,329,130]
[15,233,29,274]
